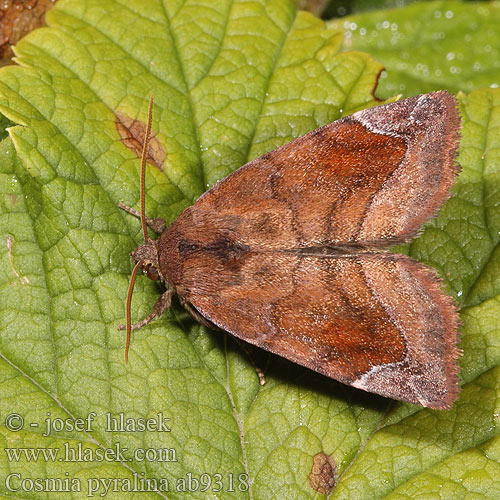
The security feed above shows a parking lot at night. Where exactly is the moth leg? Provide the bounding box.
[180,300,266,385]
[233,338,267,386]
[181,299,219,330]
[118,202,166,233]
[118,289,173,331]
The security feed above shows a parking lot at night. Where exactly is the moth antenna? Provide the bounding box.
[140,95,154,242]
[123,96,154,363]
[125,261,142,363]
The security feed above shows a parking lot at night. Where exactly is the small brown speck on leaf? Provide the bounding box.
[0,0,57,64]
[295,0,330,17]
[309,452,337,495]
[7,194,18,206]
[115,110,166,170]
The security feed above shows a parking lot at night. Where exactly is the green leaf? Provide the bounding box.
[0,1,498,500]
[0,113,11,142]
[0,0,383,498]
[329,0,500,99]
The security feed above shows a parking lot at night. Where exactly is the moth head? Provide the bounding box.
[130,239,164,282]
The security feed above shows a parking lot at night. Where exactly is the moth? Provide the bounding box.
[119,91,461,409]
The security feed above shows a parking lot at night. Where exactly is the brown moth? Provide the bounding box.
[119,91,461,409]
